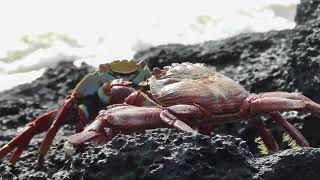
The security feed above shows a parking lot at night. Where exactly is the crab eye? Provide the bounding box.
[99,64,111,73]
[153,67,164,79]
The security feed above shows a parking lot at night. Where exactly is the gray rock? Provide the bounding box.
[1,0,320,179]
[134,0,320,152]
[253,148,320,180]
[55,129,255,180]
[295,0,320,25]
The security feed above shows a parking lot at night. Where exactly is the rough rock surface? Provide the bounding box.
[1,0,320,179]
[295,0,320,25]
[55,129,254,180]
[134,0,320,151]
[253,148,320,180]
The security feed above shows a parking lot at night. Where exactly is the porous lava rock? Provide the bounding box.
[134,0,320,151]
[1,0,320,179]
[295,0,320,25]
[253,148,320,180]
[55,129,255,180]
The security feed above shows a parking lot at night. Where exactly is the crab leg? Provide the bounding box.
[0,110,58,164]
[245,93,316,147]
[67,118,114,148]
[270,111,309,147]
[37,82,136,163]
[160,104,206,134]
[252,118,279,152]
[249,92,320,113]
[160,109,197,134]
[66,106,165,148]
[249,97,320,114]
[67,104,213,149]
[259,91,316,102]
[37,96,84,163]
[125,91,211,135]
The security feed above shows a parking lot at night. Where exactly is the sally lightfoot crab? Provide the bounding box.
[0,59,151,164]
[66,62,320,154]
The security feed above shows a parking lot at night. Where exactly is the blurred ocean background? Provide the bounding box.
[0,0,299,92]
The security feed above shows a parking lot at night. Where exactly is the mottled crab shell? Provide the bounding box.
[149,62,250,114]
[72,60,151,98]
[109,59,138,74]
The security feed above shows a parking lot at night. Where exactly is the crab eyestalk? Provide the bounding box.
[152,67,164,79]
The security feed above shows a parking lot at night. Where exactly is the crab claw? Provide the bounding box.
[64,116,115,152]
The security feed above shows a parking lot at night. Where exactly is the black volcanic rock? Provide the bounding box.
[55,129,255,180]
[1,0,320,179]
[135,31,293,94]
[54,129,320,180]
[253,148,320,180]
[295,0,320,25]
[134,0,320,152]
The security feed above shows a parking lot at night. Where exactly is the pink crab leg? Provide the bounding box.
[0,109,58,164]
[67,118,114,147]
[250,97,307,113]
[249,97,320,114]
[67,130,112,147]
[9,135,33,164]
[66,104,207,149]
[270,111,309,147]
[160,109,197,134]
[160,104,205,134]
[37,96,81,163]
[66,104,211,149]
[125,91,205,134]
[252,118,279,152]
[66,106,164,148]
[249,92,320,113]
[259,91,314,101]
[246,94,314,147]
[36,82,135,163]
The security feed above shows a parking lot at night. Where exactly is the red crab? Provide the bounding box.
[0,59,151,164]
[2,62,320,165]
[66,62,320,154]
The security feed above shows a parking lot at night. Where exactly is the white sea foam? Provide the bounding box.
[0,0,299,92]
